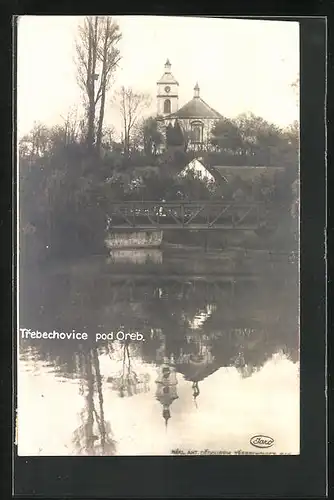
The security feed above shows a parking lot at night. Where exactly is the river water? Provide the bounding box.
[17,246,300,456]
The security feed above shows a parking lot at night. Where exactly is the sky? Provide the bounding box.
[17,16,300,140]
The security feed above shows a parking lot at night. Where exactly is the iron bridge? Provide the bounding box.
[107,201,271,231]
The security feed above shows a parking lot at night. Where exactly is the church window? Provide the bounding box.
[191,121,204,143]
[164,99,171,114]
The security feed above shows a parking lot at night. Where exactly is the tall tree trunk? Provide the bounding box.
[96,76,106,152]
[96,21,109,152]
[86,21,94,150]
[84,350,96,455]
[86,17,98,151]
[92,348,106,450]
[76,17,122,154]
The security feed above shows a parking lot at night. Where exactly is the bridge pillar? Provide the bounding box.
[105,229,163,249]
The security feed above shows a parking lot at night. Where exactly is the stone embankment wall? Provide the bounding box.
[105,230,163,249]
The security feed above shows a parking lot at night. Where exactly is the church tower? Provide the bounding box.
[156,59,179,117]
[155,357,178,429]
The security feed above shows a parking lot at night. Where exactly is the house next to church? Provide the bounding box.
[156,59,223,151]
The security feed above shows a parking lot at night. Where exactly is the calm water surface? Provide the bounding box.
[17,247,299,456]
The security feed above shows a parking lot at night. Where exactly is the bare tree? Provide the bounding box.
[59,107,84,145]
[115,86,151,156]
[19,122,50,157]
[101,125,116,149]
[96,18,122,150]
[76,16,122,152]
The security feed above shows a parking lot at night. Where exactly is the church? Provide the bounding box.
[156,59,223,151]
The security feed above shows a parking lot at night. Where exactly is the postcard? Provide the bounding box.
[16,15,300,457]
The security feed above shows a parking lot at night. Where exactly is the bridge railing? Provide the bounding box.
[106,200,269,230]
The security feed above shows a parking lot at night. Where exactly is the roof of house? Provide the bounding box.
[179,158,215,179]
[168,97,223,120]
[211,165,286,181]
[184,158,206,169]
[212,165,285,172]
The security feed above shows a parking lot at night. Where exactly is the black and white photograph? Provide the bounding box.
[17,15,300,457]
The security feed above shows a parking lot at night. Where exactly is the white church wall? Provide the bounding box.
[178,118,219,149]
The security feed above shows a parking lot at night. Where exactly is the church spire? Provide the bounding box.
[165,58,171,72]
[163,406,171,429]
[194,82,200,98]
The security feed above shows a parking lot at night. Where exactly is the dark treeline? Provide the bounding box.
[19,16,299,263]
[19,113,298,262]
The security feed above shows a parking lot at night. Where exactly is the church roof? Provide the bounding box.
[168,97,223,120]
[157,72,179,85]
[175,362,219,382]
[157,58,179,85]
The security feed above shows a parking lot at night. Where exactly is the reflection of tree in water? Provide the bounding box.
[19,253,299,442]
[20,265,299,393]
[72,346,117,455]
[106,342,150,398]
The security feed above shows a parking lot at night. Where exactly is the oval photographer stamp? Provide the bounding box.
[250,435,275,449]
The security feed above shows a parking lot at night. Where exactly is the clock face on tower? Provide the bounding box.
[165,86,171,93]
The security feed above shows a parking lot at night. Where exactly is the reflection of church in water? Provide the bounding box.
[104,332,259,429]
[156,59,222,150]
[155,334,217,427]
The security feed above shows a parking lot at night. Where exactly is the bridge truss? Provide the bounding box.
[107,201,272,231]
